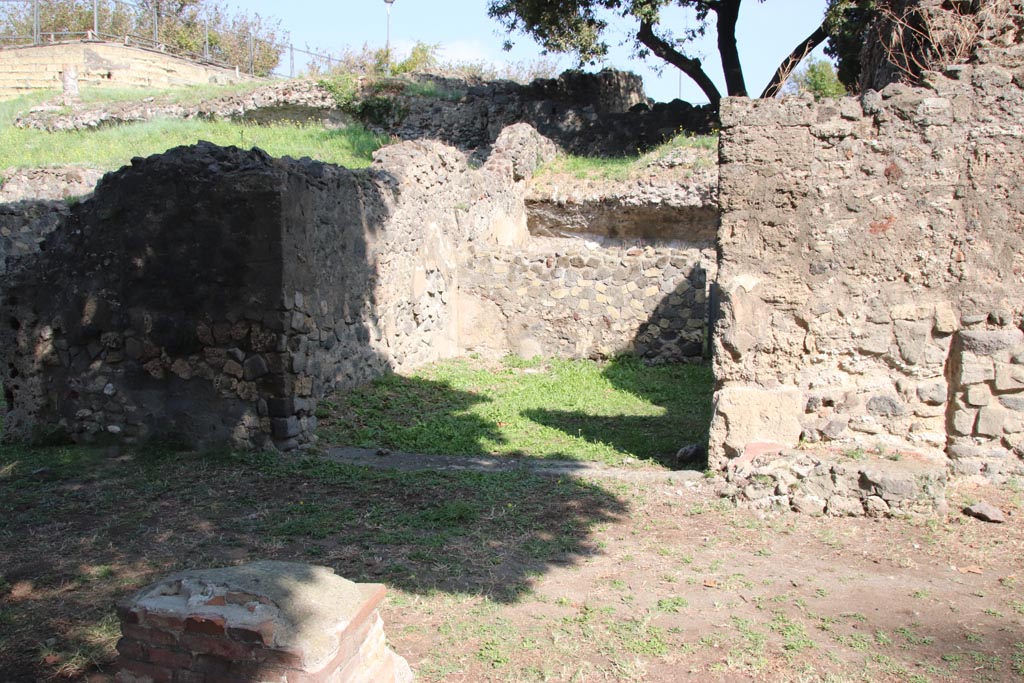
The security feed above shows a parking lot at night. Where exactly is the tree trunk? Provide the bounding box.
[715,0,747,97]
[637,20,722,107]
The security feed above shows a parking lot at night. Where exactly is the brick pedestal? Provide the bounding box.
[115,561,413,683]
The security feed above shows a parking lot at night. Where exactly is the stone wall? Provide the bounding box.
[0,200,68,274]
[0,125,553,450]
[378,70,716,155]
[459,239,712,361]
[711,49,1024,482]
[13,79,341,132]
[0,42,253,99]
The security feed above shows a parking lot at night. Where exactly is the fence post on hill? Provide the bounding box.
[32,0,39,45]
[92,0,97,36]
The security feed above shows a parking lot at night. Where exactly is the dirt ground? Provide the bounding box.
[0,447,1022,683]
[382,468,1024,683]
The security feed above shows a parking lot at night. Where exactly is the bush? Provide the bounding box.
[790,57,847,100]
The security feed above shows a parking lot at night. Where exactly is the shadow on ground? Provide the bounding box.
[524,357,714,470]
[0,441,627,680]
[317,357,714,469]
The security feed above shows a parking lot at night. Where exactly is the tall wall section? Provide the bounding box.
[0,42,252,99]
[0,126,548,450]
[711,50,1024,482]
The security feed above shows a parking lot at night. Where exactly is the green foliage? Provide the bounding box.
[318,73,361,111]
[0,0,285,76]
[790,57,847,100]
[824,0,877,92]
[392,41,440,75]
[536,130,717,181]
[402,81,465,101]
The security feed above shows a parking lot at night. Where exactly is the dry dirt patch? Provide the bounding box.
[0,447,1021,683]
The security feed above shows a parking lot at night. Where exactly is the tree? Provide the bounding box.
[789,56,847,99]
[823,0,875,92]
[0,0,285,76]
[488,0,831,107]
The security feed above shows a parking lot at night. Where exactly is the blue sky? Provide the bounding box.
[232,0,830,104]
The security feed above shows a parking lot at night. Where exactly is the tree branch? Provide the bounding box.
[637,20,722,107]
[760,20,829,99]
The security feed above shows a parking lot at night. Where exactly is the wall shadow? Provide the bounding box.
[522,356,713,470]
[0,442,627,680]
[523,276,714,470]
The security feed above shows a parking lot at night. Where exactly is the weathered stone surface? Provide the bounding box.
[960,329,1024,356]
[712,35,1024,483]
[726,450,947,517]
[0,126,550,449]
[867,395,906,418]
[117,561,413,682]
[458,237,712,362]
[709,387,804,459]
[964,501,1006,523]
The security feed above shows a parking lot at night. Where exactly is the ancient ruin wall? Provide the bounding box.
[0,126,551,450]
[459,241,712,361]
[711,55,1024,481]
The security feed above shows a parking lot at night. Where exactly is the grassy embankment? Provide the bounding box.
[0,85,387,172]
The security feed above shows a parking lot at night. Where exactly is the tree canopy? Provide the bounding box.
[488,0,833,107]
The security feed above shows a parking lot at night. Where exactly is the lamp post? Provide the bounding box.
[384,0,394,75]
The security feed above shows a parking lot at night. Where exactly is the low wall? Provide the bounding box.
[459,240,712,361]
[0,42,252,99]
[711,54,1024,481]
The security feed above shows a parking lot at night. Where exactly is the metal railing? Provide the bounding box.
[0,0,348,78]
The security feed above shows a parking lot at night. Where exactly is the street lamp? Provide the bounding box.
[384,0,395,76]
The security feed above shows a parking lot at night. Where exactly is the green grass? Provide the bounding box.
[0,92,387,173]
[536,131,718,181]
[75,82,268,106]
[317,355,713,468]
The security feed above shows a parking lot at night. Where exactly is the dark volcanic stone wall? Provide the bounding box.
[0,127,550,450]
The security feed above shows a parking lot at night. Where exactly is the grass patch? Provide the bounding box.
[536,131,718,181]
[0,93,387,172]
[317,355,713,468]
[75,82,268,106]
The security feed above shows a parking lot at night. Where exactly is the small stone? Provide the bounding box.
[964,501,1005,523]
[791,494,826,515]
[243,355,269,380]
[917,382,947,405]
[223,359,244,379]
[822,419,848,440]
[864,495,890,517]
[965,384,992,407]
[867,395,905,417]
[271,416,301,439]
